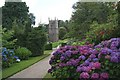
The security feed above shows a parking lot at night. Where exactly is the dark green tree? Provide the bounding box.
[69,2,115,39]
[2,2,29,29]
[2,2,36,47]
[26,27,47,56]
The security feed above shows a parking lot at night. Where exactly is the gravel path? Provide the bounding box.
[7,48,57,79]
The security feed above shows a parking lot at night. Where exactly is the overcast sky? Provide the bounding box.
[0,0,78,26]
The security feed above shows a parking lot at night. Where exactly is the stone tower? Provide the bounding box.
[48,18,59,42]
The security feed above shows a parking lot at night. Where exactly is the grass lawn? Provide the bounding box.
[2,50,52,79]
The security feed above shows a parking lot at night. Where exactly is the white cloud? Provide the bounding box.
[0,0,78,26]
[0,0,5,7]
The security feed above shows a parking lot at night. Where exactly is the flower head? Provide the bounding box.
[60,56,65,61]
[100,73,109,79]
[91,73,99,79]
[93,62,101,69]
[80,72,90,79]
[110,56,119,63]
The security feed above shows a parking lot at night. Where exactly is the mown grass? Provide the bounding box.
[2,50,52,79]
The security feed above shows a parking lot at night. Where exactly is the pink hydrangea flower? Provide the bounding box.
[80,72,90,79]
[105,55,111,60]
[93,62,101,69]
[100,72,109,79]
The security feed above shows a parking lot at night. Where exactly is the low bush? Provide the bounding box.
[2,48,19,68]
[48,38,120,79]
[45,43,52,50]
[15,47,32,60]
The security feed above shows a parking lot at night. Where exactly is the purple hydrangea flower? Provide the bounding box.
[95,44,102,48]
[79,55,86,60]
[14,56,19,59]
[100,48,108,55]
[76,66,82,72]
[48,69,52,73]
[52,51,58,55]
[89,54,96,59]
[89,62,94,68]
[60,56,65,61]
[65,50,72,57]
[59,63,66,67]
[91,49,98,55]
[49,60,53,64]
[66,61,72,66]
[84,60,90,66]
[110,56,119,63]
[86,58,92,62]
[93,58,99,62]
[3,57,8,61]
[72,51,79,54]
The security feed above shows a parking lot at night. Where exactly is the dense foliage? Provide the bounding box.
[59,27,67,40]
[2,2,29,29]
[26,27,47,56]
[86,16,118,44]
[68,2,116,40]
[2,28,17,49]
[15,47,32,60]
[48,38,120,79]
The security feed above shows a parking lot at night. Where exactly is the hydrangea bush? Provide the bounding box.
[48,38,120,79]
[2,47,20,68]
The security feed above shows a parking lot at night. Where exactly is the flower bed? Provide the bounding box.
[48,38,120,79]
[2,48,20,68]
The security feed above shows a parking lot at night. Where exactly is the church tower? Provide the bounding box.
[48,18,59,42]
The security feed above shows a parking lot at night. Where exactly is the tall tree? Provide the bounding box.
[69,2,115,39]
[2,2,29,29]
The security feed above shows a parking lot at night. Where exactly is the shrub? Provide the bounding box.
[15,47,32,60]
[48,38,120,79]
[26,28,47,56]
[86,18,118,44]
[2,48,19,68]
[59,27,67,40]
[2,28,17,49]
[45,43,52,50]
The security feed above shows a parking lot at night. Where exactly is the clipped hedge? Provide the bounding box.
[15,47,32,60]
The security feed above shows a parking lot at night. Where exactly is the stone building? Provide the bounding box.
[48,18,59,42]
